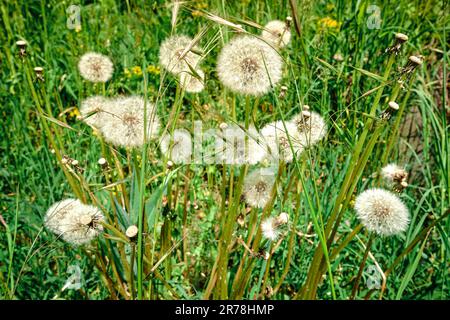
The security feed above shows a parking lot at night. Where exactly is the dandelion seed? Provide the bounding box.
[381,163,408,192]
[354,188,410,236]
[159,129,192,164]
[261,212,289,241]
[44,198,104,245]
[290,110,327,147]
[78,52,114,83]
[34,67,44,81]
[100,96,160,148]
[159,35,202,75]
[218,124,267,165]
[217,35,283,96]
[260,120,301,163]
[80,96,110,128]
[243,167,276,208]
[180,69,205,93]
[261,217,280,241]
[261,20,291,48]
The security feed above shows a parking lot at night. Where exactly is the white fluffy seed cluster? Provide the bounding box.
[44,198,104,245]
[79,95,160,148]
[381,163,408,184]
[354,188,410,236]
[261,212,289,241]
[78,52,114,83]
[160,129,193,164]
[217,35,283,96]
[243,167,276,208]
[261,20,291,48]
[159,35,206,93]
[159,35,202,74]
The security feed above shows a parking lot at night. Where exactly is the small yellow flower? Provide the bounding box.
[196,1,208,9]
[319,17,340,30]
[69,107,81,118]
[124,68,131,78]
[192,10,202,17]
[146,65,160,75]
[131,66,142,76]
[75,25,82,33]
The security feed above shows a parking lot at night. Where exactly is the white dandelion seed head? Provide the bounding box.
[381,163,408,183]
[78,52,113,83]
[79,95,110,128]
[217,35,283,96]
[261,217,280,241]
[291,111,327,147]
[180,69,205,93]
[159,35,202,75]
[243,167,276,208]
[218,124,267,165]
[260,120,302,163]
[261,20,291,48]
[355,188,410,236]
[100,96,161,148]
[160,129,193,164]
[44,198,104,246]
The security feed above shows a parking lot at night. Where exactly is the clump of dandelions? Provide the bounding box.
[261,212,289,241]
[159,35,202,75]
[79,96,110,129]
[381,163,408,191]
[179,69,205,93]
[354,188,410,236]
[261,20,291,48]
[243,167,276,208]
[160,129,192,164]
[290,108,327,147]
[260,120,302,163]
[100,96,160,148]
[217,35,283,96]
[44,198,104,245]
[78,52,114,83]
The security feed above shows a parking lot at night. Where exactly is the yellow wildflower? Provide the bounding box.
[69,107,80,118]
[319,17,340,30]
[124,68,131,78]
[146,65,160,75]
[131,66,142,76]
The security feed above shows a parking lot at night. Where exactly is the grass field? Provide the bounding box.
[0,0,448,300]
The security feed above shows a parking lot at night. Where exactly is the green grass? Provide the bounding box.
[0,0,448,300]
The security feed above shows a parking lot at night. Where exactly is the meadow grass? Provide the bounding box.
[0,0,448,300]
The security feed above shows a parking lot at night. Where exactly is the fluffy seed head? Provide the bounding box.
[159,129,192,164]
[80,96,111,128]
[217,124,267,165]
[179,69,205,93]
[44,198,104,245]
[159,35,202,75]
[381,163,408,183]
[78,52,113,83]
[260,120,302,163]
[290,110,327,147]
[243,167,276,208]
[355,188,410,236]
[261,20,291,48]
[100,96,160,148]
[261,217,280,241]
[217,35,283,96]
